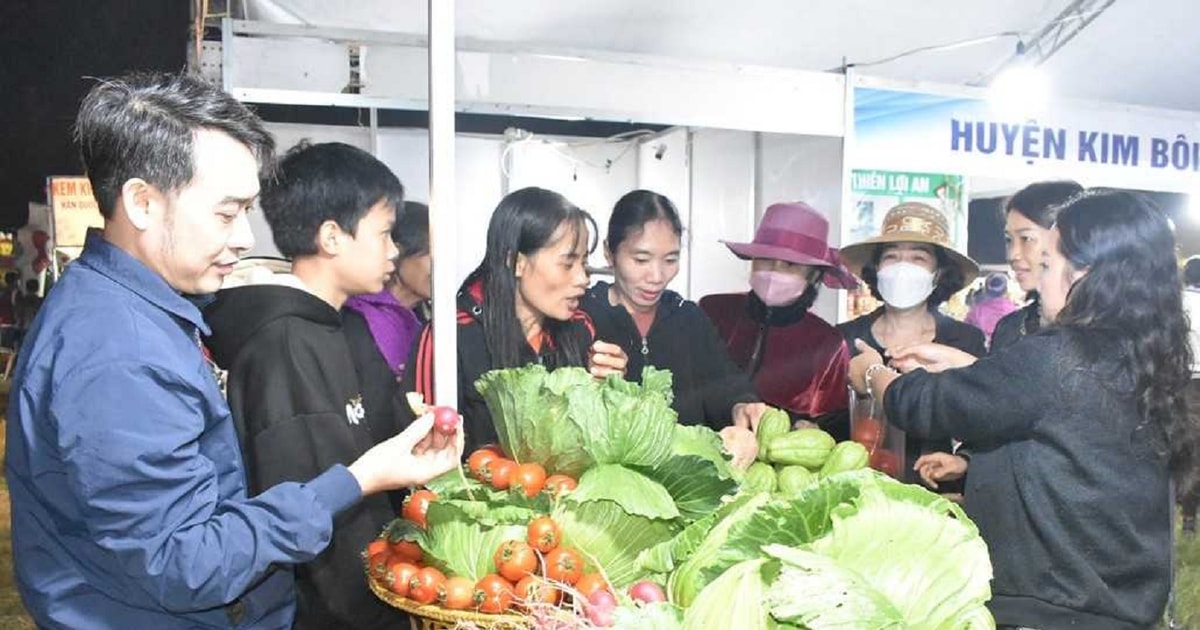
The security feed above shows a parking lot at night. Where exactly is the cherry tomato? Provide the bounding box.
[543,474,578,497]
[628,580,667,604]
[475,574,516,614]
[438,575,477,610]
[852,417,884,450]
[515,575,560,608]
[388,539,423,564]
[402,489,438,529]
[367,550,390,580]
[365,538,388,558]
[544,547,584,585]
[486,459,517,490]
[573,573,611,600]
[493,540,538,582]
[870,450,902,478]
[512,462,547,497]
[408,566,446,605]
[383,560,420,597]
[432,405,460,435]
[527,516,560,554]
[364,539,390,578]
[468,449,500,482]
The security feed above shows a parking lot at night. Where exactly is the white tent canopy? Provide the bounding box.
[240,0,1200,112]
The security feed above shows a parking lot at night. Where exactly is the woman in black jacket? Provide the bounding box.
[851,190,1199,628]
[580,190,760,466]
[912,180,1083,488]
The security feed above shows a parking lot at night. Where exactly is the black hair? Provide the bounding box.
[1053,189,1197,497]
[465,187,597,369]
[393,201,430,261]
[260,141,404,258]
[605,190,683,253]
[1005,180,1084,229]
[859,243,966,308]
[4,272,18,287]
[1004,180,1084,332]
[1184,256,1200,288]
[74,72,274,219]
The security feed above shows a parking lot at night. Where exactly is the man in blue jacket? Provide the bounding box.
[4,72,461,629]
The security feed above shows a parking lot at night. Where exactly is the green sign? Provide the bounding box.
[851,169,961,199]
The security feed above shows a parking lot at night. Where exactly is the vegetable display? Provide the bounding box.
[366,367,995,629]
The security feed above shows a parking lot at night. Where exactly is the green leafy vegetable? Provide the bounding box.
[762,544,906,629]
[553,498,679,587]
[417,502,525,581]
[668,491,773,607]
[568,464,680,520]
[612,601,683,630]
[476,365,678,477]
[802,478,994,628]
[680,559,774,630]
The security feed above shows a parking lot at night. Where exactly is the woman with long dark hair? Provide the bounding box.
[910,180,1083,488]
[404,187,627,452]
[582,190,761,467]
[850,189,1198,628]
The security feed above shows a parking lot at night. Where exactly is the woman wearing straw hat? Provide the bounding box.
[836,201,985,485]
[699,201,858,437]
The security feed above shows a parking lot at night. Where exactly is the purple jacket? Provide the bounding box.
[343,290,422,379]
[965,296,1019,345]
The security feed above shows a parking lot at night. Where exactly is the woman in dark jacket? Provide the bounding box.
[402,187,627,453]
[580,190,760,466]
[699,201,859,439]
[852,190,1199,629]
[912,180,1083,488]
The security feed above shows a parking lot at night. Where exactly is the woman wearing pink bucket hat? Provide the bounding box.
[699,201,858,438]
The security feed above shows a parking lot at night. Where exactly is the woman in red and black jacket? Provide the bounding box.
[700,202,859,439]
[401,187,627,453]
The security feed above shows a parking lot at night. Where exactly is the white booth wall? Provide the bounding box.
[251,121,845,322]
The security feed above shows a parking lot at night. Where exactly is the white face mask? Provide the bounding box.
[876,262,935,309]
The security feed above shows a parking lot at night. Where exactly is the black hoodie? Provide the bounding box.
[204,283,404,630]
[581,281,757,429]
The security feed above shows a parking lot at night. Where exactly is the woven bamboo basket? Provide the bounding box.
[368,572,530,630]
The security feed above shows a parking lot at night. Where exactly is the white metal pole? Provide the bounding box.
[429,0,458,407]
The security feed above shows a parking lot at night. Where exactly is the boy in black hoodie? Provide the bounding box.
[205,142,414,629]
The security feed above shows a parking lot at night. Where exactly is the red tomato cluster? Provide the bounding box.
[852,417,902,478]
[366,445,605,616]
[466,445,578,498]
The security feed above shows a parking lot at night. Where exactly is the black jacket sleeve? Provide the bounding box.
[884,333,1054,446]
[228,323,402,630]
[685,304,759,428]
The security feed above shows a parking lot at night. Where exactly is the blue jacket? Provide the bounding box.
[5,233,362,629]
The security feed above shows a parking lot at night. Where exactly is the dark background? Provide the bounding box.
[0,1,190,231]
[968,190,1195,265]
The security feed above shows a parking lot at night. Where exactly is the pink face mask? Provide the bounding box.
[750,269,809,307]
